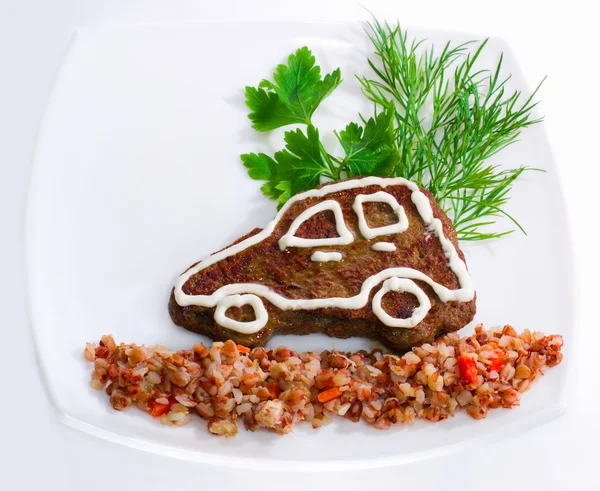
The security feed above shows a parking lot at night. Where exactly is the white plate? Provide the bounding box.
[26,21,573,471]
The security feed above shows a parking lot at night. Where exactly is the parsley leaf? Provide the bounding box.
[241,125,330,206]
[245,47,341,131]
[241,49,398,206]
[276,125,329,195]
[241,153,288,203]
[336,109,398,177]
[240,152,276,181]
[244,87,304,131]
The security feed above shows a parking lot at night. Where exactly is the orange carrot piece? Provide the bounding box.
[488,349,505,372]
[458,355,478,384]
[148,396,176,417]
[317,387,343,403]
[149,400,170,417]
[237,344,251,354]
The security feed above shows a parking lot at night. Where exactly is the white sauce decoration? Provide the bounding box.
[352,191,409,240]
[372,242,397,252]
[372,277,432,328]
[311,251,343,262]
[174,176,475,333]
[213,294,268,334]
[278,200,354,250]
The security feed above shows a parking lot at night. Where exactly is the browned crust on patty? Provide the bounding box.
[169,180,476,352]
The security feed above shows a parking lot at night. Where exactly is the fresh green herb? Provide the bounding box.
[240,20,545,240]
[242,126,330,205]
[241,46,395,206]
[245,47,341,131]
[358,19,544,240]
[334,109,399,179]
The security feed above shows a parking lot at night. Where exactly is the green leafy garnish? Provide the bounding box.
[245,47,342,131]
[335,109,399,177]
[242,46,394,207]
[358,19,544,240]
[242,126,329,204]
[240,20,545,240]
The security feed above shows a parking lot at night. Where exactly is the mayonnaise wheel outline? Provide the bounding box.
[371,277,432,328]
[213,294,269,334]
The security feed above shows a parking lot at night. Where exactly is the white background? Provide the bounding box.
[0,1,597,489]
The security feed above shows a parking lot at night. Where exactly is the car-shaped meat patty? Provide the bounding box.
[169,177,476,352]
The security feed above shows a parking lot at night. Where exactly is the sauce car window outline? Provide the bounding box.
[173,177,475,334]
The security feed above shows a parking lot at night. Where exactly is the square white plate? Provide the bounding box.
[26,21,572,470]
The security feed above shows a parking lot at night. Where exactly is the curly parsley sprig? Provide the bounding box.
[240,21,545,240]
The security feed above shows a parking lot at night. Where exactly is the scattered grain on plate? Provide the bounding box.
[84,325,563,437]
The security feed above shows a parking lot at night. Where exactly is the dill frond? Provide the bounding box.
[357,19,545,240]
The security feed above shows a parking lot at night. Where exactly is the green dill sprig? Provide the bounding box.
[358,19,545,240]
